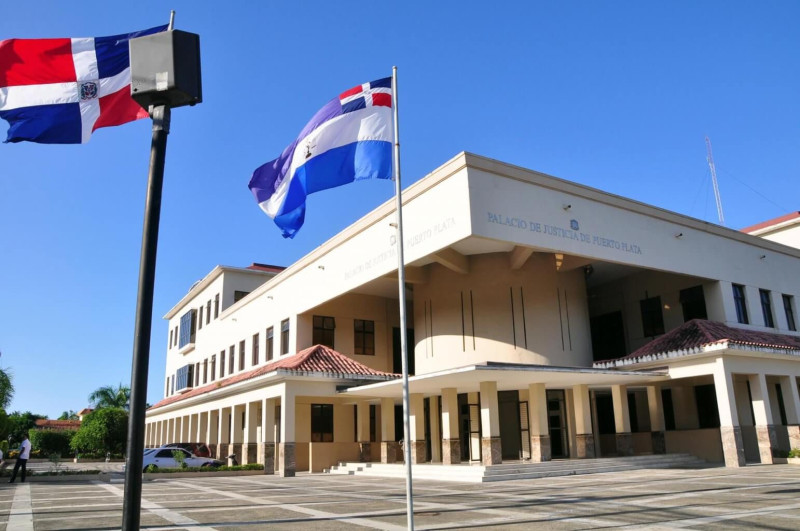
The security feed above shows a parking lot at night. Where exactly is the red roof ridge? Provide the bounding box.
[741,211,800,234]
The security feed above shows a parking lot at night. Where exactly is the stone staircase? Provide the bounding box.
[324,453,710,483]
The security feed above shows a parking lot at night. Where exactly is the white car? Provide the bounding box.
[141,447,222,472]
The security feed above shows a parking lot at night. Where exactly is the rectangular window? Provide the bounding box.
[239,340,246,370]
[169,329,173,349]
[229,346,235,374]
[170,375,175,395]
[662,388,675,431]
[266,327,274,361]
[194,363,200,387]
[733,284,749,324]
[640,295,665,337]
[760,289,775,328]
[310,404,334,442]
[165,378,169,397]
[234,290,250,303]
[203,359,208,384]
[210,355,216,381]
[679,285,707,322]
[252,333,260,366]
[173,326,178,347]
[281,319,290,355]
[369,404,377,442]
[214,293,220,319]
[776,383,788,426]
[694,384,721,429]
[175,364,194,392]
[206,300,211,325]
[312,315,335,348]
[783,294,796,332]
[354,319,375,355]
[198,306,203,330]
[179,309,197,348]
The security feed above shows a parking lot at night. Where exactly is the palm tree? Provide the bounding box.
[89,384,130,410]
[0,367,14,411]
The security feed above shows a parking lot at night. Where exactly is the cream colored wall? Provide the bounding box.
[665,429,724,462]
[413,252,593,374]
[757,222,800,249]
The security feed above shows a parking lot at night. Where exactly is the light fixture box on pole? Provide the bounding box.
[130,29,202,109]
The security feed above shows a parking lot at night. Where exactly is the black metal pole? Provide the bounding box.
[122,103,170,531]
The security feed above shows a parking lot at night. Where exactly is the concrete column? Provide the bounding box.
[409,393,426,464]
[244,401,259,464]
[611,385,634,456]
[749,373,779,464]
[356,401,371,462]
[171,417,178,443]
[182,415,190,442]
[528,383,551,462]
[780,376,800,450]
[217,408,227,460]
[573,384,595,458]
[379,397,398,463]
[479,381,501,465]
[279,388,296,477]
[261,398,276,474]
[207,410,218,458]
[187,414,196,444]
[440,388,460,464]
[647,386,666,454]
[429,395,441,463]
[198,412,208,445]
[713,359,745,467]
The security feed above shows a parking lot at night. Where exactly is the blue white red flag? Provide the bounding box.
[0,25,167,144]
[249,77,393,238]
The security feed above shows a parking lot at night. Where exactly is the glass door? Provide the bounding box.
[547,390,569,458]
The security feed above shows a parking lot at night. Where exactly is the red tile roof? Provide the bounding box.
[149,345,398,411]
[246,262,285,273]
[34,419,81,430]
[741,211,800,234]
[595,319,800,367]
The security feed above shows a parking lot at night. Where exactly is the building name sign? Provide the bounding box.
[487,212,643,255]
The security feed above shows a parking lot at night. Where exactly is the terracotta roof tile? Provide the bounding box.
[741,211,800,234]
[149,345,398,411]
[596,319,800,366]
[34,419,81,430]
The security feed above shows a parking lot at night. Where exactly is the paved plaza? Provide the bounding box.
[0,465,799,530]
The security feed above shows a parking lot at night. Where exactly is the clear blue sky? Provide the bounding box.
[1,2,798,419]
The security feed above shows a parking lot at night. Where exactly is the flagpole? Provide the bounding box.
[392,65,415,531]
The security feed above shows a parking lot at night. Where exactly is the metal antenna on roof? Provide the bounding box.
[705,136,725,226]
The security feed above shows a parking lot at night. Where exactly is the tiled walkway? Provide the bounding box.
[0,465,799,529]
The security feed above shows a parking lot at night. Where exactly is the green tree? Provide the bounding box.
[0,367,14,410]
[29,429,75,457]
[7,411,45,447]
[88,384,130,411]
[57,410,79,420]
[70,408,128,455]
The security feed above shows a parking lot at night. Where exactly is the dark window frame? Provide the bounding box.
[640,295,665,337]
[783,294,796,332]
[312,315,335,348]
[760,289,775,328]
[266,327,274,361]
[214,293,220,319]
[252,333,260,366]
[229,345,235,374]
[679,285,707,322]
[310,403,334,442]
[239,340,246,371]
[206,300,211,325]
[178,309,197,348]
[733,284,749,324]
[354,319,375,355]
[281,319,290,355]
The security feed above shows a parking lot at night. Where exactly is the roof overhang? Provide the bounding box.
[594,342,800,370]
[342,362,666,399]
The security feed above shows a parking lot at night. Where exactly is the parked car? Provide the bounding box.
[160,442,212,457]
[142,447,222,472]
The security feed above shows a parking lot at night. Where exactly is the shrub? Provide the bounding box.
[30,429,76,457]
[171,450,187,468]
[789,448,800,458]
[70,408,128,455]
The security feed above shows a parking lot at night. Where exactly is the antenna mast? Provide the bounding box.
[705,136,725,226]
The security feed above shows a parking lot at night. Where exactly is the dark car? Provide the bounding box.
[160,442,212,458]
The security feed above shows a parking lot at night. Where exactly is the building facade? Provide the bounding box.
[146,152,800,476]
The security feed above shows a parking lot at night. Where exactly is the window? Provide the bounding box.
[206,300,211,325]
[640,295,664,337]
[354,319,375,355]
[733,284,749,324]
[266,327,274,361]
[203,359,208,384]
[662,388,675,431]
[680,285,707,322]
[369,404,377,442]
[173,326,178,347]
[234,290,250,303]
[214,293,220,319]
[281,319,290,355]
[310,404,334,442]
[175,364,194,392]
[252,333,260,365]
[239,340,246,370]
[313,315,335,348]
[694,384,720,429]
[229,346,235,374]
[210,355,216,381]
[171,375,174,394]
[776,383,788,426]
[178,309,197,348]
[783,294,796,332]
[169,329,173,349]
[194,363,200,387]
[165,378,169,397]
[198,306,203,329]
[760,289,775,328]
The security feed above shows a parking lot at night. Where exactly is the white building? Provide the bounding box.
[146,152,800,476]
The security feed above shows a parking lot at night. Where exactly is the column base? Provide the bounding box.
[279,442,296,477]
[720,426,746,467]
[243,443,258,464]
[615,432,634,456]
[576,433,596,458]
[381,441,399,464]
[410,441,426,464]
[481,436,502,465]
[756,424,780,464]
[207,443,218,459]
[651,430,666,454]
[441,438,461,464]
[788,425,800,452]
[258,442,275,474]
[358,442,371,462]
[530,434,551,462]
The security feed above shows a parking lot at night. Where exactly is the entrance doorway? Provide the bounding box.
[498,390,521,460]
[547,390,569,458]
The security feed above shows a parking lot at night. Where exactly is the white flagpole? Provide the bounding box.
[392,65,414,531]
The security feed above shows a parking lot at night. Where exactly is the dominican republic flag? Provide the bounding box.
[0,25,167,144]
[249,77,393,238]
